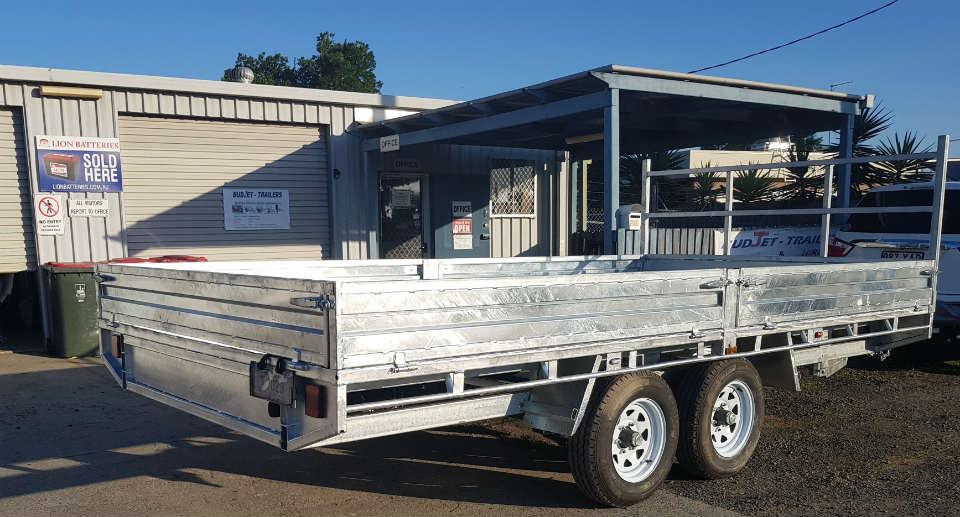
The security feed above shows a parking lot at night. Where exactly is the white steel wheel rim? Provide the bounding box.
[711,379,755,458]
[611,397,667,483]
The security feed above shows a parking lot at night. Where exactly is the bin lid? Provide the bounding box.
[148,255,208,263]
[44,262,95,271]
[106,257,148,263]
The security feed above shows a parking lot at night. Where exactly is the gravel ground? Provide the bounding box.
[666,343,960,516]
[1,333,957,516]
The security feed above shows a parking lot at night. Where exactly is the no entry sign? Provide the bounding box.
[35,194,65,235]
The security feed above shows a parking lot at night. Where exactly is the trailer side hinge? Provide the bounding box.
[290,295,335,310]
[738,277,767,288]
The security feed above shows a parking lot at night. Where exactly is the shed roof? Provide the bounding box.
[0,64,456,110]
[357,65,872,155]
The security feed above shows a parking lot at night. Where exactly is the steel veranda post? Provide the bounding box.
[929,135,950,326]
[839,113,854,209]
[603,88,620,254]
[641,158,651,255]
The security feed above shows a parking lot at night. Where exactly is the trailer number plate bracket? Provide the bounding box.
[249,359,294,405]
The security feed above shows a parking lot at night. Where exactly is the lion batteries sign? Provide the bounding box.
[36,135,123,192]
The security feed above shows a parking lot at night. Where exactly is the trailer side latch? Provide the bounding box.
[289,295,335,310]
[249,355,294,406]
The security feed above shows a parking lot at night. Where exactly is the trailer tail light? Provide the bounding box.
[814,331,825,339]
[305,384,326,418]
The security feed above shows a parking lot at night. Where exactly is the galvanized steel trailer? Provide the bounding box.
[97,143,949,507]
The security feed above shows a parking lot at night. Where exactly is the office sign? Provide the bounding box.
[36,135,123,192]
[452,201,472,218]
[223,188,290,230]
[379,134,399,153]
[35,194,65,235]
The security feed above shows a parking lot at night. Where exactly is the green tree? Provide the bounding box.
[223,32,383,93]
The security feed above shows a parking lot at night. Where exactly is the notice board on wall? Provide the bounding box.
[223,188,290,230]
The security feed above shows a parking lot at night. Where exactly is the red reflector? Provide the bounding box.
[815,331,825,339]
[305,384,325,418]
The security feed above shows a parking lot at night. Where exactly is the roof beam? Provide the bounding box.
[362,91,610,151]
[591,72,859,115]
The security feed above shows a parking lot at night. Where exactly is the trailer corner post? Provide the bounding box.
[603,88,620,255]
[929,134,951,335]
[641,158,652,255]
[838,113,855,208]
[819,165,834,258]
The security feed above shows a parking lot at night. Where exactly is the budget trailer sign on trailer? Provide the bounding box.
[35,135,123,192]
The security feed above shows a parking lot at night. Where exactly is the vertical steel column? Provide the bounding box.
[820,165,834,258]
[928,135,951,335]
[569,159,579,238]
[838,114,855,208]
[641,159,652,255]
[603,89,620,254]
[724,171,734,255]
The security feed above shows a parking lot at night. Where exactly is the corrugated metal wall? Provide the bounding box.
[0,81,373,265]
[0,83,126,264]
[0,108,34,271]
[118,116,329,260]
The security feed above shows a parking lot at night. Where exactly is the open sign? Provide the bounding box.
[452,218,472,234]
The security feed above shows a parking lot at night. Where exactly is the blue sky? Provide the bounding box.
[1,0,956,153]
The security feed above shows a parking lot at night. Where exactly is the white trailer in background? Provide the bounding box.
[97,143,949,507]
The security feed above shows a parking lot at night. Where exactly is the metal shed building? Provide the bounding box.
[0,63,868,344]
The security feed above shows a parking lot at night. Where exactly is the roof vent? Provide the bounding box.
[226,66,255,84]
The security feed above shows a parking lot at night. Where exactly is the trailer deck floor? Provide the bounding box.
[1,337,958,516]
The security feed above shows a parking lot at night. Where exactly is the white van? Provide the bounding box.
[832,181,960,327]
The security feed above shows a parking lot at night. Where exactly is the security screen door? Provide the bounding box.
[379,174,426,258]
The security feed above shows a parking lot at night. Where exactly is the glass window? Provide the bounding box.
[848,189,959,234]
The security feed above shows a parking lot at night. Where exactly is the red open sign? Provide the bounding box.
[452,218,472,234]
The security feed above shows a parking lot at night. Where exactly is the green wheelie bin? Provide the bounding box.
[44,262,99,358]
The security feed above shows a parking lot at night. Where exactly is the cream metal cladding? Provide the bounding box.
[0,66,455,264]
[0,108,34,271]
[119,116,329,260]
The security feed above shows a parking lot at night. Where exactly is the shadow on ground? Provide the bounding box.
[0,354,593,509]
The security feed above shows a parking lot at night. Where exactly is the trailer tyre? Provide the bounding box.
[674,359,764,479]
[568,372,679,507]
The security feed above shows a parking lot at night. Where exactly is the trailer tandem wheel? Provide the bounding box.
[568,371,679,507]
[673,359,765,479]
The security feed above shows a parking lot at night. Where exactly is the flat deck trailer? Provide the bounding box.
[97,144,950,507]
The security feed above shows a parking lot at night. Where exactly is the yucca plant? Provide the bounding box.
[826,102,893,196]
[871,131,935,183]
[689,162,722,210]
[620,150,685,209]
[780,134,824,204]
[734,167,778,206]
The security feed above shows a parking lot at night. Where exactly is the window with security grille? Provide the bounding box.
[490,159,536,216]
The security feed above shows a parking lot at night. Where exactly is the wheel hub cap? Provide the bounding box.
[710,380,755,458]
[611,398,667,483]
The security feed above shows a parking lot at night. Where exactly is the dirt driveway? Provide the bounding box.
[1,341,957,516]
